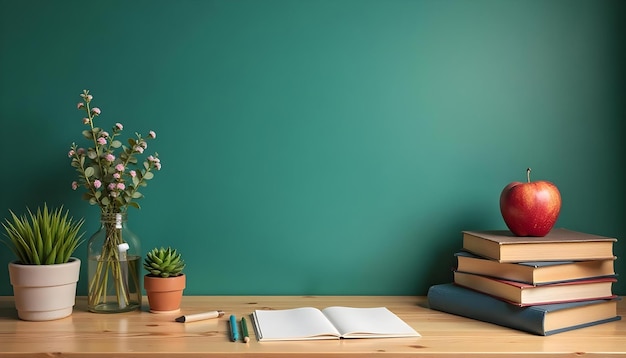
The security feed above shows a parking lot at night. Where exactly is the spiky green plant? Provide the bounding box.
[143,247,185,278]
[1,204,85,265]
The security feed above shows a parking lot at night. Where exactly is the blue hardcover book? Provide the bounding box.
[427,283,620,336]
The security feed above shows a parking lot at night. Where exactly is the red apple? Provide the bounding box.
[499,168,561,237]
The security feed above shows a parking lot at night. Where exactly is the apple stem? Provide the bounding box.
[526,168,531,183]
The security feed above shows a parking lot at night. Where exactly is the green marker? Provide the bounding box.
[241,317,250,343]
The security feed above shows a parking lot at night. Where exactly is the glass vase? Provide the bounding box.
[87,212,142,313]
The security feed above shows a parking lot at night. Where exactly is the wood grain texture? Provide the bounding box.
[0,296,624,357]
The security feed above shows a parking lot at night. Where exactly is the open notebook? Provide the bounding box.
[252,306,420,341]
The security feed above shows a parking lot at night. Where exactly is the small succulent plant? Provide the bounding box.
[143,247,185,278]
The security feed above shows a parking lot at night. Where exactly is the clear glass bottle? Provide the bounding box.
[87,212,141,313]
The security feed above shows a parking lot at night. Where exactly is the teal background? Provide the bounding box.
[0,0,624,295]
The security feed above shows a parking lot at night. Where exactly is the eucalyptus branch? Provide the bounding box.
[69,89,161,213]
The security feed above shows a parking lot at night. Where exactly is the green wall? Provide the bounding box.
[0,0,624,295]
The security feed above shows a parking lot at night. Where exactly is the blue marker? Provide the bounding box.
[229,315,240,342]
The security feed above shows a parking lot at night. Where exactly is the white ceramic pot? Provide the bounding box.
[8,258,81,321]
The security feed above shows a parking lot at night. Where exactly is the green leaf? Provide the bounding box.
[84,166,95,178]
[111,140,122,148]
[144,171,154,180]
[152,254,163,265]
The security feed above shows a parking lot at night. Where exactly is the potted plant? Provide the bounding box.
[1,204,85,321]
[143,247,186,313]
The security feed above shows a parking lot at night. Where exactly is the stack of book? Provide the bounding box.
[427,228,621,335]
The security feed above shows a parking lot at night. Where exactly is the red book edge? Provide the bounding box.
[486,275,617,289]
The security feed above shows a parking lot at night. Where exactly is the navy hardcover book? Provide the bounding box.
[427,283,620,336]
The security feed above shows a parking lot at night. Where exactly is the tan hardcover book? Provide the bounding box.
[453,271,616,306]
[462,228,616,263]
[455,251,616,285]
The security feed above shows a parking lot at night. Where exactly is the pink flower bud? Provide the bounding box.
[91,107,101,115]
[71,181,78,190]
[134,146,144,154]
[68,150,75,157]
[108,183,116,191]
[115,164,125,172]
[155,162,162,170]
[104,153,115,162]
[130,170,137,177]
[115,123,123,130]
[83,117,90,125]
[77,103,84,109]
[101,131,109,138]
[113,173,121,179]
[149,130,156,139]
[117,183,125,190]
[97,137,107,145]
[93,180,102,189]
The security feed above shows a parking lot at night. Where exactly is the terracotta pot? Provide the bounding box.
[144,274,186,313]
[8,258,81,321]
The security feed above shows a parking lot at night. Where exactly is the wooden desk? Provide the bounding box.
[0,295,624,357]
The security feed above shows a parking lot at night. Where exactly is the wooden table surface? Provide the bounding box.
[0,295,625,357]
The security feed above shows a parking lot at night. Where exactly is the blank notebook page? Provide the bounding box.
[322,307,419,337]
[254,307,340,340]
